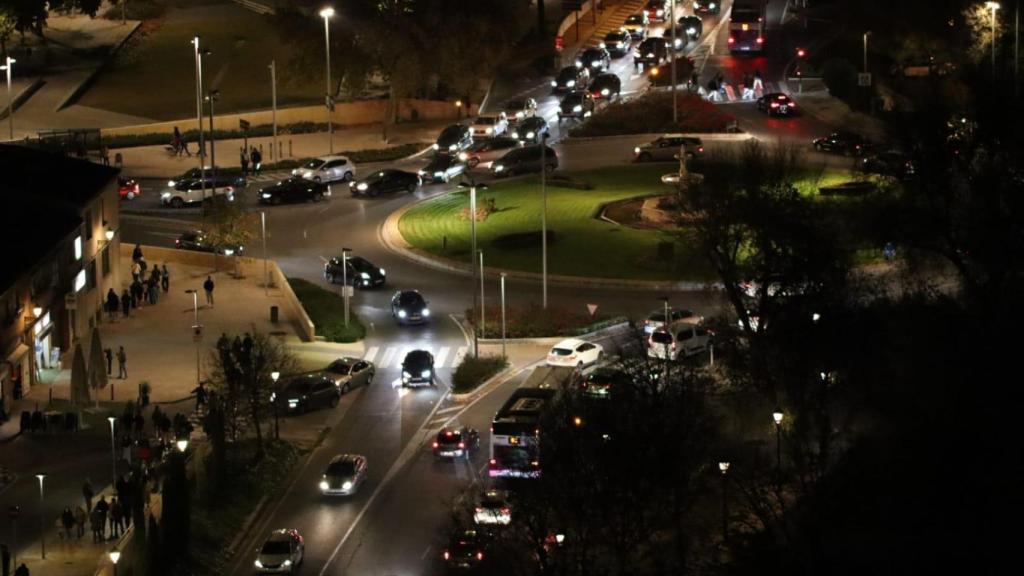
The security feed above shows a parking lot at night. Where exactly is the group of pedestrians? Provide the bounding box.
[240,146,263,176]
[102,346,128,379]
[695,69,763,102]
[76,476,140,544]
[171,126,191,157]
[107,245,171,324]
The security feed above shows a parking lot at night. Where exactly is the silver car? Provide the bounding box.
[254,529,304,574]
[291,155,357,183]
[322,357,375,394]
[319,454,368,496]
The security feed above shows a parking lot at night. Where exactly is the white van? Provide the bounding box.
[647,322,713,360]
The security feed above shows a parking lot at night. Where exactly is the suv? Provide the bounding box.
[635,37,669,68]
[643,308,703,336]
[401,349,435,387]
[648,323,713,360]
[291,155,356,183]
[552,65,590,92]
[470,113,509,138]
[432,426,480,459]
[601,30,633,57]
[634,135,704,162]
[160,177,235,208]
[490,145,558,177]
[324,255,386,288]
[434,124,473,154]
[558,90,596,120]
[622,12,649,40]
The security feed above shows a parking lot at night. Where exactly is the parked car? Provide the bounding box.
[861,149,916,179]
[391,290,430,324]
[504,98,538,123]
[118,177,140,200]
[601,29,633,57]
[473,489,512,526]
[634,37,669,68]
[401,349,435,387]
[589,72,622,100]
[322,356,375,393]
[546,338,603,369]
[259,178,329,205]
[318,454,368,496]
[678,15,703,41]
[459,137,520,168]
[644,0,668,22]
[813,131,867,156]
[633,135,704,162]
[433,124,473,154]
[648,323,713,360]
[160,177,235,208]
[470,113,509,138]
[622,12,649,40]
[694,0,720,15]
[350,169,420,196]
[576,46,611,71]
[432,426,480,459]
[291,155,356,183]
[558,90,596,120]
[418,154,468,184]
[324,255,386,288]
[443,529,488,570]
[278,373,341,414]
[642,307,703,336]
[254,529,304,574]
[757,93,797,117]
[490,145,558,177]
[510,116,550,145]
[174,230,244,256]
[551,65,590,92]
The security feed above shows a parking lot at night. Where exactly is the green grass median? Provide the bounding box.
[288,277,366,343]
[452,355,509,394]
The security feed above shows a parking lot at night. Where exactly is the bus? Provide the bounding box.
[488,366,575,478]
[728,0,767,53]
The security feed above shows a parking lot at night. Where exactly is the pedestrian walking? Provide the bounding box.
[132,244,143,263]
[147,278,158,305]
[110,497,124,538]
[192,381,208,411]
[82,478,95,512]
[203,275,215,306]
[104,348,113,376]
[106,289,119,321]
[95,497,109,540]
[251,146,262,175]
[12,563,27,576]
[130,260,141,282]
[131,280,143,308]
[753,69,763,92]
[216,332,230,354]
[90,508,103,542]
[100,145,110,166]
[2,543,10,576]
[117,346,127,379]
[240,147,249,176]
[61,506,75,540]
[161,265,170,293]
[121,289,131,317]
[74,505,87,538]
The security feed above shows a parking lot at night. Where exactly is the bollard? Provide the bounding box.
[279,141,283,159]
[270,305,279,324]
[289,140,293,157]
[442,235,448,252]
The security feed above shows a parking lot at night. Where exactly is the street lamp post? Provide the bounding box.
[261,211,268,295]
[109,548,121,576]
[1,56,14,140]
[341,247,351,327]
[320,7,335,154]
[540,134,549,309]
[987,2,1002,78]
[205,89,220,186]
[458,180,488,358]
[35,474,46,559]
[670,0,677,123]
[185,289,201,388]
[479,250,485,340]
[863,31,871,73]
[192,37,207,210]
[772,410,784,471]
[271,371,280,440]
[107,417,117,488]
[500,273,507,359]
[718,461,730,542]
[269,60,278,161]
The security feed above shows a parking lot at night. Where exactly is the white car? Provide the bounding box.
[546,338,603,369]
[291,155,356,183]
[648,323,713,360]
[470,113,509,138]
[473,489,512,526]
[254,529,304,574]
[642,308,703,337]
[160,178,235,208]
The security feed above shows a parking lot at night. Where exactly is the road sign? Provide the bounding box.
[239,119,250,131]
[342,286,354,298]
[858,72,872,87]
[587,304,598,316]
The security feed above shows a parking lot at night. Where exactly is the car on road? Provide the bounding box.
[622,12,649,40]
[118,177,140,200]
[490,144,558,177]
[324,255,386,288]
[323,357,375,393]
[644,0,668,22]
[401,349,435,387]
[258,178,330,205]
[551,65,590,92]
[601,29,633,57]
[433,426,480,459]
[160,177,236,208]
[319,454,368,496]
[643,307,703,336]
[459,137,521,168]
[278,373,341,413]
[757,93,797,117]
[254,529,304,574]
[580,367,631,399]
[434,124,474,154]
[504,98,538,123]
[813,131,867,156]
[174,230,244,255]
[861,149,916,179]
[470,113,509,139]
[589,72,622,100]
[634,135,704,162]
[350,169,420,197]
[546,338,603,369]
[443,529,487,570]
[510,116,550,145]
[648,323,713,360]
[166,167,245,189]
[678,15,703,41]
[291,155,356,183]
[634,37,669,68]
[558,90,596,121]
[391,290,430,324]
[694,0,720,15]
[418,154,468,183]
[474,489,512,526]
[576,46,611,71]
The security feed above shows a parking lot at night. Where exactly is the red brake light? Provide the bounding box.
[432,441,439,448]
[770,102,779,108]
[727,36,735,44]
[476,552,484,561]
[698,146,704,152]
[756,37,764,44]
[501,507,510,514]
[475,507,484,513]
[458,442,465,449]
[489,459,496,465]
[445,430,453,436]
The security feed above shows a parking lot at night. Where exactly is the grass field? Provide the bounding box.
[80,4,323,120]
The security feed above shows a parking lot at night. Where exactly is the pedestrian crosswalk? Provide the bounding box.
[361,345,469,369]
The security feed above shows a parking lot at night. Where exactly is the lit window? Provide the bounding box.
[74,270,86,292]
[74,236,82,261]
[34,312,51,336]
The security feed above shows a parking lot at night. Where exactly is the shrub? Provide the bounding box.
[569,92,734,137]
[452,355,508,394]
[822,58,858,101]
[475,303,627,338]
[287,278,366,343]
[102,0,166,20]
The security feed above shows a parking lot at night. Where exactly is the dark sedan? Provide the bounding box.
[558,90,596,120]
[589,72,622,100]
[391,290,430,324]
[694,0,720,15]
[551,65,590,92]
[861,149,916,179]
[678,16,702,41]
[433,124,473,154]
[401,349,435,387]
[349,169,420,197]
[259,178,329,205]
[511,117,550,144]
[813,132,867,156]
[174,230,244,256]
[324,255,386,288]
[576,47,611,71]
[757,93,797,116]
[634,37,668,68]
[277,373,340,414]
[443,529,487,570]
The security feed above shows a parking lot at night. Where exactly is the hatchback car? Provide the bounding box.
[757,93,797,116]
[678,16,703,41]
[644,0,668,22]
[391,290,430,324]
[642,307,703,336]
[292,155,356,183]
[635,37,669,68]
[254,529,304,574]
[433,426,480,459]
[459,137,521,168]
[576,47,611,71]
[434,124,473,154]
[323,357,375,393]
[622,12,649,40]
[443,529,487,570]
[813,132,867,156]
[589,72,622,100]
[278,373,340,413]
[401,349,435,387]
[558,90,596,120]
[601,30,633,57]
[490,145,558,177]
[324,255,386,288]
[510,116,550,144]
[634,135,704,162]
[118,177,140,200]
[474,489,512,526]
[319,454,368,496]
[418,155,467,184]
[551,65,590,92]
[546,338,603,369]
[161,177,235,208]
[350,169,420,197]
[470,113,509,138]
[648,323,713,360]
[259,178,329,205]
[174,230,245,256]
[504,98,538,123]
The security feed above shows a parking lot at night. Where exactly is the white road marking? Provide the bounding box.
[379,347,397,368]
[420,546,433,560]
[434,346,450,368]
[453,346,468,367]
[363,346,379,364]
[434,405,463,416]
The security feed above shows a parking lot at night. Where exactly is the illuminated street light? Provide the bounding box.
[271,371,281,440]
[321,7,335,153]
[986,2,1001,77]
[718,461,730,542]
[109,548,121,576]
[176,438,189,452]
[772,410,784,471]
[1,56,15,140]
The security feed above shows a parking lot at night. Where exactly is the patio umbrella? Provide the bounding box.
[69,343,90,406]
[88,327,108,407]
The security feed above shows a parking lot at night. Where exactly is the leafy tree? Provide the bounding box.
[2,0,46,39]
[0,6,15,56]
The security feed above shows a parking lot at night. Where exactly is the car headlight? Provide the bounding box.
[432,143,440,150]
[356,182,368,190]
[573,105,583,112]
[575,60,582,67]
[494,164,504,172]
[551,80,557,87]
[647,52,655,58]
[342,480,353,491]
[421,370,431,378]
[319,480,329,491]
[617,42,625,48]
[485,127,493,134]
[602,88,610,96]
[380,268,386,275]
[516,111,525,118]
[261,193,271,198]
[398,309,407,318]
[657,9,664,16]
[567,79,575,87]
[710,2,716,8]
[634,147,641,154]
[167,180,176,187]
[599,42,606,49]
[282,560,292,568]
[526,131,535,139]
[161,192,171,199]
[422,308,431,317]
[449,144,457,151]
[511,131,519,139]
[687,27,696,35]
[360,272,370,280]
[591,62,600,68]
[254,560,264,568]
[434,171,444,178]
[458,152,468,161]
[402,371,411,378]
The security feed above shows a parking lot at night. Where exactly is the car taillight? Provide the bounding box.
[475,507,484,514]
[727,36,735,44]
[225,186,234,193]
[443,551,450,560]
[789,102,797,107]
[458,442,465,449]
[476,552,484,561]
[489,459,497,466]
[756,36,763,44]
[771,102,779,108]
[501,508,510,515]
[432,441,439,448]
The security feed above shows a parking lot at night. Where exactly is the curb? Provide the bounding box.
[449,364,522,402]
[0,78,45,122]
[379,196,724,292]
[478,320,632,346]
[57,21,143,111]
[560,132,753,145]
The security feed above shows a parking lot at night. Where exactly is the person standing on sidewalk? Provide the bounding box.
[61,506,75,540]
[203,276,215,306]
[2,543,10,576]
[90,507,103,542]
[161,265,170,293]
[240,147,249,176]
[251,146,262,175]
[74,505,87,538]
[82,478,94,512]
[109,497,124,538]
[121,289,131,317]
[12,563,26,576]
[105,348,113,376]
[130,260,141,282]
[117,346,128,379]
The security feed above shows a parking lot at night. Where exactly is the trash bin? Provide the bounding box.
[64,412,78,432]
[20,410,30,432]
[270,305,279,324]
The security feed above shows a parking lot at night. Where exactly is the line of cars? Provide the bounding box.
[811,131,917,179]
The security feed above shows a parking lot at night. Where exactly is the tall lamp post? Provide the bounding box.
[271,371,280,440]
[320,7,335,154]
[862,31,871,73]
[479,250,485,339]
[772,410,784,471]
[205,89,220,186]
[987,2,1002,78]
[107,417,118,488]
[670,0,678,123]
[718,461,730,542]
[269,60,278,160]
[500,272,507,359]
[458,179,488,358]
[1,56,14,140]
[341,247,352,327]
[35,474,46,559]
[192,38,208,210]
[185,289,201,388]
[540,133,549,309]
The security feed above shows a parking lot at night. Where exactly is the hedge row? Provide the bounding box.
[569,91,734,137]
